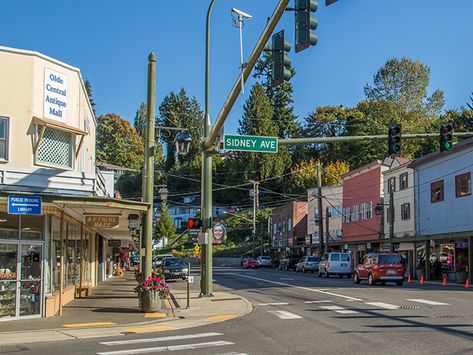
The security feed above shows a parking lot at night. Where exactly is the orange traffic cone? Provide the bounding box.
[407,275,412,284]
[420,275,424,285]
[466,278,470,289]
[443,276,447,287]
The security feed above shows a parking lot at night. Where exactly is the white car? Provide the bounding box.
[152,254,174,268]
[256,256,272,268]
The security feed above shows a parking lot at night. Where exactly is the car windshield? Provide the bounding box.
[379,255,401,264]
[307,256,318,262]
[164,258,185,267]
[261,256,270,260]
[340,254,350,261]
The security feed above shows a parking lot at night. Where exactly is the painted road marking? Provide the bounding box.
[206,314,238,321]
[215,353,249,355]
[268,310,303,319]
[304,300,332,304]
[97,341,234,355]
[365,302,400,310]
[100,332,223,346]
[144,312,167,318]
[319,305,358,314]
[258,302,289,306]
[230,273,363,301]
[280,278,295,280]
[406,299,450,306]
[124,325,177,333]
[63,322,116,328]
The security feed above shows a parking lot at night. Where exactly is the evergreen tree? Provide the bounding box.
[84,79,96,115]
[155,201,175,244]
[133,102,147,139]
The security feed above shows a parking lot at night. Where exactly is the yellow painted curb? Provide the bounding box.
[125,325,176,333]
[63,322,116,328]
[144,312,167,318]
[205,314,238,321]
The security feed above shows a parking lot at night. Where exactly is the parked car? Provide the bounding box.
[153,253,174,268]
[279,254,300,271]
[243,258,259,269]
[354,253,404,286]
[162,257,188,281]
[318,252,353,278]
[295,255,320,273]
[256,256,272,268]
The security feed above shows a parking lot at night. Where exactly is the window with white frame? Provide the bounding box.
[288,218,292,231]
[349,206,355,222]
[357,204,364,221]
[401,203,410,220]
[0,117,9,161]
[387,177,396,193]
[36,127,73,169]
[364,202,372,219]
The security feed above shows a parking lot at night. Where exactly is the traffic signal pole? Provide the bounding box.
[200,0,290,297]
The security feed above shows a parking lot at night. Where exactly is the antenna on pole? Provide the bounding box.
[231,8,252,95]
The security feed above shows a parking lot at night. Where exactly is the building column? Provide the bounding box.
[468,236,473,284]
[59,211,64,316]
[425,240,431,281]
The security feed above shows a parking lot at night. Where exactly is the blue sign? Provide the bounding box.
[8,196,42,215]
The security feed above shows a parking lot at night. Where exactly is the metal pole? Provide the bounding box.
[252,180,256,258]
[389,191,394,253]
[186,262,190,309]
[278,132,473,146]
[261,222,264,257]
[316,162,324,256]
[143,53,156,279]
[59,211,64,315]
[325,206,330,252]
[201,0,216,297]
[204,0,290,149]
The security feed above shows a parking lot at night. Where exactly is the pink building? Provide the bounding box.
[271,201,308,255]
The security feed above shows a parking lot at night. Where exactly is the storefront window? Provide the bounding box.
[0,213,19,239]
[20,215,43,240]
[51,216,61,294]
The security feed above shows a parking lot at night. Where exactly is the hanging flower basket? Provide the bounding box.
[135,275,170,313]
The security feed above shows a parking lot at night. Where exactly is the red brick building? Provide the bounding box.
[271,201,308,256]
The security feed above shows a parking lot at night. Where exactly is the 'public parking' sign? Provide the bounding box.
[7,195,42,215]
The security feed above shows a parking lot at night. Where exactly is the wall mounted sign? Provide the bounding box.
[86,216,119,228]
[44,68,68,123]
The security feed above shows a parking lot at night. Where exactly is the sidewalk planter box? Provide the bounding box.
[456,271,467,284]
[138,290,163,312]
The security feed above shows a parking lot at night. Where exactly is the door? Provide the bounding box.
[19,243,42,317]
[0,243,18,320]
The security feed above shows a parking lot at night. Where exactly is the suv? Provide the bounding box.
[279,254,300,271]
[256,256,272,268]
[354,253,405,286]
[296,256,320,273]
[318,252,353,278]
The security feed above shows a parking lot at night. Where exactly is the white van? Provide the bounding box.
[318,252,353,278]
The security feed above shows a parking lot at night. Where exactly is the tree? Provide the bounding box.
[158,89,203,171]
[96,113,144,170]
[155,201,175,244]
[84,79,96,115]
[133,102,147,139]
[468,92,473,111]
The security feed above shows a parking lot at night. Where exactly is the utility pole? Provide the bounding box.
[389,191,394,252]
[250,180,259,258]
[325,206,330,252]
[142,53,156,279]
[316,162,324,256]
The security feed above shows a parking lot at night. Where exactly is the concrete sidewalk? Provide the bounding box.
[0,272,252,346]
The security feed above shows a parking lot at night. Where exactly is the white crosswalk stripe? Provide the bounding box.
[365,302,400,310]
[406,298,450,306]
[304,300,332,304]
[258,302,289,306]
[268,310,303,319]
[97,332,239,355]
[318,305,359,314]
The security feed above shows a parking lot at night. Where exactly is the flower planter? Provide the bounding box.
[139,289,163,313]
[456,271,467,284]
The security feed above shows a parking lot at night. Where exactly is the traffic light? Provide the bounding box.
[440,122,453,152]
[271,30,292,87]
[388,123,402,157]
[187,218,202,229]
[295,0,318,53]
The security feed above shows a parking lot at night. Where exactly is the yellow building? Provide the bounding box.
[0,46,147,320]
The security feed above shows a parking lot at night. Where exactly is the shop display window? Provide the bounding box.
[0,213,19,239]
[20,215,43,240]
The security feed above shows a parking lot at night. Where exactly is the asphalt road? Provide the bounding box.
[6,266,473,355]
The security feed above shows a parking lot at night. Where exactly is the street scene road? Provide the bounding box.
[8,266,473,355]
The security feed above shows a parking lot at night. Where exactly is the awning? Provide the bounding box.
[32,117,88,158]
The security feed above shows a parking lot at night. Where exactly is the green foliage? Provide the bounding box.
[158,89,203,171]
[115,171,142,198]
[155,201,175,243]
[133,102,147,139]
[96,113,144,170]
[84,79,96,115]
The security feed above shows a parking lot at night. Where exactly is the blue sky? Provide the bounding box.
[1,0,472,134]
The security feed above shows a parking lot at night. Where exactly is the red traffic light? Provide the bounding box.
[187,218,202,229]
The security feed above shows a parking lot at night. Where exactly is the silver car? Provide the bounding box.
[257,256,272,268]
[318,252,353,278]
[296,256,320,273]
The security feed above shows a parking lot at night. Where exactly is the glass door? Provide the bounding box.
[0,243,18,320]
[19,244,42,317]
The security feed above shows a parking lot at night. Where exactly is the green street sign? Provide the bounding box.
[223,134,278,153]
